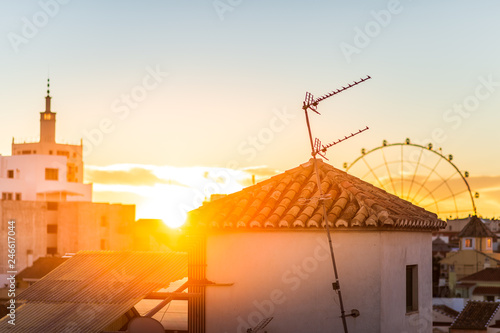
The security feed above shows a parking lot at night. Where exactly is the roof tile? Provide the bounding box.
[187,159,445,231]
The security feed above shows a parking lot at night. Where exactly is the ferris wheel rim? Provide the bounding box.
[345,140,477,217]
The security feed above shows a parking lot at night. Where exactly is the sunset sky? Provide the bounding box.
[1,1,500,226]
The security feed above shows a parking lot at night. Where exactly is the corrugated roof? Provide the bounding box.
[450,301,500,330]
[460,267,500,283]
[458,215,496,238]
[0,251,187,332]
[187,159,445,230]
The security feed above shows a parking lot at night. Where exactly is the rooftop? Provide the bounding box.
[16,256,67,281]
[187,159,445,231]
[460,267,500,282]
[450,301,500,330]
[0,251,187,332]
[458,215,496,238]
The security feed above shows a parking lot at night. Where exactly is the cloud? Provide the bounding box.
[85,167,188,187]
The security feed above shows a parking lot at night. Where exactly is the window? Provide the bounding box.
[6,193,12,200]
[49,150,53,155]
[45,168,58,180]
[406,265,418,313]
[47,247,58,255]
[47,202,59,211]
[100,216,108,227]
[100,239,107,250]
[15,193,21,201]
[57,150,69,158]
[487,238,492,249]
[47,224,58,234]
[464,238,473,249]
[22,150,31,154]
[7,170,14,178]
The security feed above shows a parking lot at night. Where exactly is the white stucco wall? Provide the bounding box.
[205,230,432,333]
[0,154,91,201]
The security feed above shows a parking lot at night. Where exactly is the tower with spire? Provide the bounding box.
[11,79,84,186]
[40,78,56,143]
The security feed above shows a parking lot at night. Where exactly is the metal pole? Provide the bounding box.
[303,109,349,333]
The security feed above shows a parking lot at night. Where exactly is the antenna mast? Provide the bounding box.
[302,75,371,333]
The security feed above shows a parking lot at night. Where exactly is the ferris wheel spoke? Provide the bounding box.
[361,156,388,192]
[407,147,424,201]
[420,188,470,208]
[415,172,455,204]
[400,145,404,200]
[381,148,397,196]
[410,156,442,203]
[347,142,476,219]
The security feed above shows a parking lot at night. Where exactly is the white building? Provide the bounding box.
[186,159,446,333]
[1,81,91,202]
[0,81,134,285]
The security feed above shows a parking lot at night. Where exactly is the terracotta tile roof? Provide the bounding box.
[0,251,187,332]
[433,237,453,253]
[433,304,459,318]
[16,257,67,281]
[458,215,496,238]
[450,301,500,330]
[473,286,500,296]
[460,267,500,282]
[187,159,445,231]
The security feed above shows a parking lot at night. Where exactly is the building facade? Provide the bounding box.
[0,81,135,285]
[186,159,445,333]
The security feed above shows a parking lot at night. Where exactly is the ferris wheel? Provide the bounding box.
[343,139,478,220]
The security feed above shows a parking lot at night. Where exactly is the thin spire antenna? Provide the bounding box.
[302,76,371,333]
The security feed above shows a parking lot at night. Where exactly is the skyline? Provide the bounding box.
[2,1,500,225]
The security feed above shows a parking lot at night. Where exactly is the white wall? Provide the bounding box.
[205,230,432,333]
[0,155,91,201]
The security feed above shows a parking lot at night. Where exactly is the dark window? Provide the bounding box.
[47,224,58,233]
[406,265,418,313]
[15,193,21,201]
[6,193,12,200]
[7,170,14,178]
[47,202,58,211]
[486,295,495,302]
[1,193,7,200]
[47,247,58,255]
[22,150,31,154]
[49,150,53,155]
[100,216,108,227]
[45,168,58,180]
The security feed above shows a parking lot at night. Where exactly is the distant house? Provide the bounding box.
[186,159,445,333]
[0,84,136,285]
[441,216,500,294]
[449,301,500,332]
[456,267,500,302]
[432,304,459,333]
[15,256,67,289]
[433,237,454,297]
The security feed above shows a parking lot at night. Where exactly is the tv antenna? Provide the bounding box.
[302,75,371,333]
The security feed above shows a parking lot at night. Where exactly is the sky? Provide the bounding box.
[1,1,500,226]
